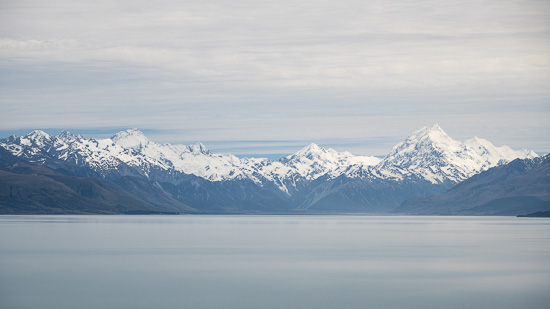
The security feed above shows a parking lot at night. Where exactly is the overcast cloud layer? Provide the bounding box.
[1,0,549,156]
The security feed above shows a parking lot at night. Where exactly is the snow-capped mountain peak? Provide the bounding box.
[293,143,323,157]
[376,124,538,184]
[401,124,457,149]
[189,142,209,154]
[112,128,150,149]
[26,129,51,142]
[26,129,51,139]
[9,130,53,149]
[281,143,380,180]
[57,130,84,142]
[464,136,538,163]
[379,125,460,169]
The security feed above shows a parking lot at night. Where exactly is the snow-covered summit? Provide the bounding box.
[281,143,380,180]
[375,124,538,184]
[189,142,209,154]
[112,128,150,149]
[464,136,538,164]
[26,129,51,139]
[0,130,53,157]
[57,130,84,143]
[381,124,461,165]
[292,143,323,157]
[407,123,447,140]
[22,130,52,147]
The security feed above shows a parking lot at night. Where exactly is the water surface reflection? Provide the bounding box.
[1,215,549,309]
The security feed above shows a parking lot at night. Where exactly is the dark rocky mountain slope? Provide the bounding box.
[396,155,550,215]
[0,147,193,214]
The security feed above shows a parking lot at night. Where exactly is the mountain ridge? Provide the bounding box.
[0,125,541,214]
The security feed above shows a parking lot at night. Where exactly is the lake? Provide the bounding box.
[1,215,549,309]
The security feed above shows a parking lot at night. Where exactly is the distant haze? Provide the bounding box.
[1,0,549,156]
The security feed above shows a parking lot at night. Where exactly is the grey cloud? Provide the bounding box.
[1,0,549,155]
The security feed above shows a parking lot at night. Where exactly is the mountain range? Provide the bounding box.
[1,124,545,215]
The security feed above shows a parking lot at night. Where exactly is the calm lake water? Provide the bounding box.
[1,215,549,309]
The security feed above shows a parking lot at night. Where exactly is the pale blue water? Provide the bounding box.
[1,215,549,309]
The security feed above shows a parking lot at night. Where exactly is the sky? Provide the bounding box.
[1,0,549,158]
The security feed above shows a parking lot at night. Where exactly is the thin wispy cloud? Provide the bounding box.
[1,0,549,155]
